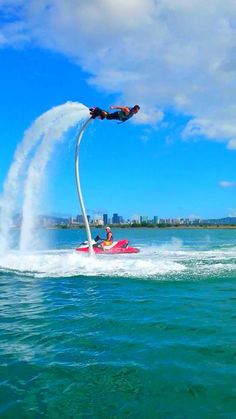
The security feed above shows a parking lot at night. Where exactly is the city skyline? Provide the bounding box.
[7,210,236,229]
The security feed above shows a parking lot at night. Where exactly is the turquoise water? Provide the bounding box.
[0,228,236,418]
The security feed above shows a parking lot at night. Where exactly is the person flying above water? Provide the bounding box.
[89,105,140,123]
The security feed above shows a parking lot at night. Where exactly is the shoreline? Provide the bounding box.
[44,225,236,230]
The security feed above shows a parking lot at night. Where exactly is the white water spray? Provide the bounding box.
[0,102,89,253]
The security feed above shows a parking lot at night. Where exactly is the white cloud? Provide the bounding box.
[227,139,236,150]
[1,0,236,142]
[219,180,236,188]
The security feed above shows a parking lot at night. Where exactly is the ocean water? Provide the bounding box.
[0,228,235,418]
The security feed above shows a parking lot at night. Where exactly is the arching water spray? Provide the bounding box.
[19,102,89,251]
[0,102,89,253]
[0,107,63,252]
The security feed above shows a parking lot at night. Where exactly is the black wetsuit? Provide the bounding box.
[90,107,135,123]
[106,232,113,241]
[106,108,134,122]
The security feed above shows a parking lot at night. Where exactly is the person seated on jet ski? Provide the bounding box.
[104,226,113,244]
[90,105,140,123]
[96,227,113,246]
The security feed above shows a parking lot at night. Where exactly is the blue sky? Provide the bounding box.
[0,1,236,220]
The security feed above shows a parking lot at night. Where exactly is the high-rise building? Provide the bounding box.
[76,214,84,224]
[68,216,74,225]
[112,213,120,224]
[153,216,159,224]
[103,213,108,226]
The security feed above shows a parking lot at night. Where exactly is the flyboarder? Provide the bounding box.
[89,105,140,123]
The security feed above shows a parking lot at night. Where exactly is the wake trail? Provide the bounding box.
[0,245,236,279]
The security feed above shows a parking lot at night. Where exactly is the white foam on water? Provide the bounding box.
[1,239,236,279]
[0,249,186,279]
[140,241,236,261]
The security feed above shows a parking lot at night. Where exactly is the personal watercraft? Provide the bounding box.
[75,238,139,254]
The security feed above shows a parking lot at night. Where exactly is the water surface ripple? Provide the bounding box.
[0,229,235,418]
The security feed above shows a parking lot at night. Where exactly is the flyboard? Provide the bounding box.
[75,110,139,255]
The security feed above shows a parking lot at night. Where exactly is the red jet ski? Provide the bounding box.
[75,238,140,254]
